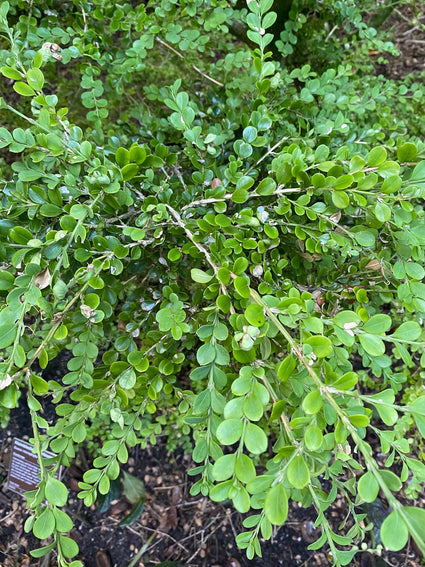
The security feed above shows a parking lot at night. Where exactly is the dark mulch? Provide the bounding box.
[0,371,423,567]
[371,5,425,80]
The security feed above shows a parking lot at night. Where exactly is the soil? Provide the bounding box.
[371,5,425,80]
[1,7,425,567]
[0,398,423,567]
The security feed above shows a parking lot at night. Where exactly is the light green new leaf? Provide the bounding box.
[287,455,310,489]
[257,177,276,196]
[392,321,421,341]
[30,543,56,558]
[212,454,236,481]
[0,271,15,290]
[380,470,402,491]
[302,390,322,415]
[402,507,425,548]
[305,336,332,358]
[210,480,232,502]
[359,333,385,356]
[191,268,213,283]
[1,65,23,80]
[196,342,216,365]
[264,484,288,525]
[33,508,56,539]
[244,304,265,327]
[381,511,408,551]
[53,509,73,533]
[26,68,44,91]
[232,485,250,513]
[13,81,36,96]
[410,160,425,183]
[397,142,417,162]
[216,419,243,445]
[277,355,297,382]
[367,146,387,167]
[45,476,68,507]
[332,372,358,390]
[304,424,323,451]
[0,323,16,348]
[363,314,392,334]
[358,471,379,503]
[121,163,139,181]
[244,422,268,454]
[59,536,79,559]
[118,367,136,389]
[235,453,256,484]
[243,392,264,421]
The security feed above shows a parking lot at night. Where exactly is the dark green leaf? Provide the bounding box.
[118,498,145,526]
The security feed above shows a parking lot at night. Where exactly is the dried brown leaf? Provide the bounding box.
[34,268,51,289]
[365,258,381,271]
[330,211,342,223]
[0,374,13,391]
[159,505,178,532]
[95,550,112,567]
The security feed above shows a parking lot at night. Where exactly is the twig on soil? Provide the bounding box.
[402,25,420,36]
[184,513,226,564]
[394,8,412,23]
[403,537,411,567]
[180,513,223,545]
[152,483,186,491]
[400,39,425,44]
[0,510,17,525]
[225,507,239,540]
[129,523,191,555]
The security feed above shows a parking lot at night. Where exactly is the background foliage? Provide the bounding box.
[1,0,425,565]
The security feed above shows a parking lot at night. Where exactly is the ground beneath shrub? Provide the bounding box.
[371,5,425,80]
[0,402,423,567]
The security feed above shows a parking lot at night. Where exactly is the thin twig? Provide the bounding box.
[254,136,288,167]
[179,513,223,544]
[402,25,420,36]
[109,519,191,555]
[394,8,413,23]
[261,375,293,439]
[400,39,425,44]
[403,537,411,567]
[155,37,225,87]
[165,204,230,299]
[0,510,17,525]
[80,2,88,33]
[184,514,226,564]
[325,24,338,42]
[180,186,302,213]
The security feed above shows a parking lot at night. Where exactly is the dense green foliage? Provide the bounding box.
[1,0,425,565]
